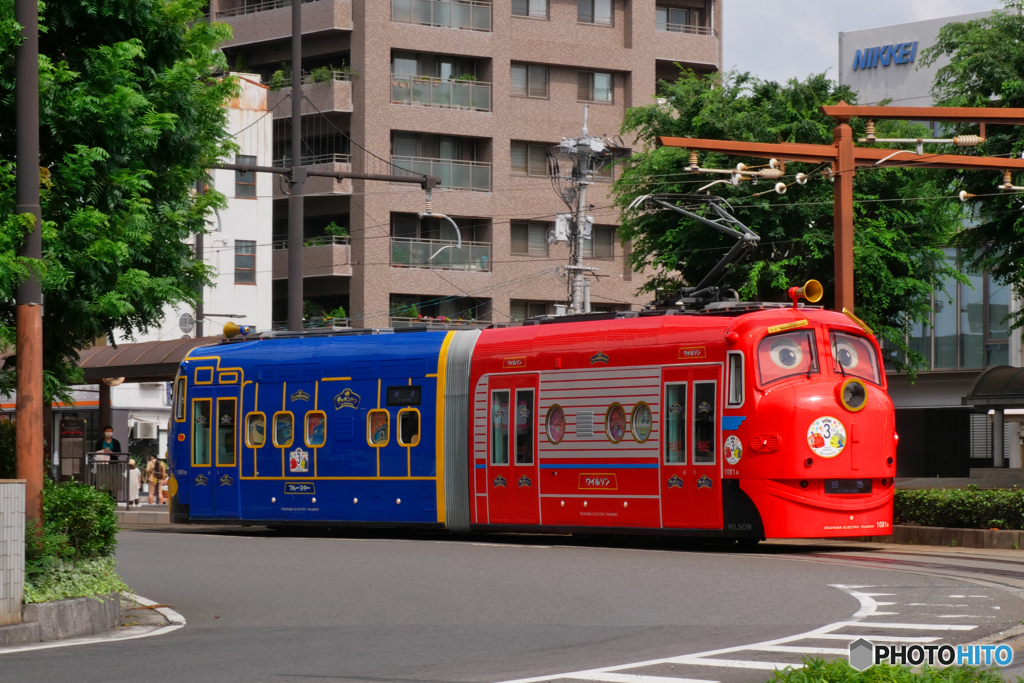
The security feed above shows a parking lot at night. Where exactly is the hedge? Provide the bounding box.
[771,658,1006,683]
[894,486,1024,530]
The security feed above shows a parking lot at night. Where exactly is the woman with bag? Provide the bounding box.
[145,454,167,505]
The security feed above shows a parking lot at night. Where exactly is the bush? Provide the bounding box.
[23,557,128,604]
[0,418,14,479]
[770,657,1005,683]
[894,486,1024,530]
[42,480,119,561]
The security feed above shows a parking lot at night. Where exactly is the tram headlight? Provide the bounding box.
[838,378,868,412]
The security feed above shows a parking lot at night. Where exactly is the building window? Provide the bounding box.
[583,226,614,259]
[235,154,256,199]
[578,71,613,103]
[511,64,548,99]
[511,222,548,256]
[235,240,256,285]
[512,0,547,18]
[885,247,1011,373]
[578,0,612,25]
[656,6,701,32]
[510,300,550,321]
[511,142,548,177]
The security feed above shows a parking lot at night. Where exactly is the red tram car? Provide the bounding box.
[465,290,895,539]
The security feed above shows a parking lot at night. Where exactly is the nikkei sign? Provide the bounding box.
[852,41,918,70]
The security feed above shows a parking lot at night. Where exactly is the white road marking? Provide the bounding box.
[831,621,977,631]
[748,645,848,655]
[568,674,717,683]
[666,658,797,671]
[907,603,968,607]
[0,593,185,655]
[812,634,940,642]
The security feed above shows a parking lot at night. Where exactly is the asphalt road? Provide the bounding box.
[6,528,1024,683]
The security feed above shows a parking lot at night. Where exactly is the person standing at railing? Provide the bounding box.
[95,425,121,453]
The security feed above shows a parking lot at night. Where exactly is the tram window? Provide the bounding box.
[368,410,389,447]
[192,399,211,466]
[491,390,510,465]
[665,384,686,464]
[727,352,744,406]
[273,412,294,448]
[693,382,716,464]
[757,330,818,385]
[245,413,266,448]
[398,409,420,447]
[174,376,186,421]
[515,389,535,464]
[305,411,327,448]
[216,398,236,465]
[631,402,652,443]
[830,331,881,385]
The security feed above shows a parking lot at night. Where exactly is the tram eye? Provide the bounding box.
[769,339,803,369]
[834,340,859,368]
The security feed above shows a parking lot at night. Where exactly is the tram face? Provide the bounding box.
[743,321,895,537]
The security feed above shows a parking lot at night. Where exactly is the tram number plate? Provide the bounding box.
[824,479,871,495]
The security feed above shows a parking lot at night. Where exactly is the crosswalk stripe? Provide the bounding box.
[812,634,941,642]
[747,645,848,655]
[567,674,718,683]
[667,658,803,671]
[833,621,976,631]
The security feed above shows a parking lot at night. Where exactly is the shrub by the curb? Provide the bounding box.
[770,657,1006,683]
[23,557,128,604]
[894,486,1024,530]
[42,480,118,561]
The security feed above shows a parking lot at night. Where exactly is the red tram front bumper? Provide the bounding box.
[741,478,894,538]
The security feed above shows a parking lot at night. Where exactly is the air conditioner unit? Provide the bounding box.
[134,422,159,440]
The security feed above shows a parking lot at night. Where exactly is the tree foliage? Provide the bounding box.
[0,0,235,398]
[614,72,963,375]
[922,1,1024,330]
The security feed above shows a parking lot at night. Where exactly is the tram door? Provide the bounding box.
[486,374,540,525]
[659,366,723,529]
[188,387,241,519]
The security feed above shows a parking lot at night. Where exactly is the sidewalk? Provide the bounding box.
[117,502,169,526]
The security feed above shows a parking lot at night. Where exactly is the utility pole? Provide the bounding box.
[571,152,590,314]
[14,0,44,526]
[287,0,305,332]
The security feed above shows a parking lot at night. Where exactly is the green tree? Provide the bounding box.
[614,71,962,374]
[0,0,236,398]
[922,1,1024,330]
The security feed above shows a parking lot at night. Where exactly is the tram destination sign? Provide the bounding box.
[824,479,872,495]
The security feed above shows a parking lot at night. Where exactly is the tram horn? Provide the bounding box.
[788,279,824,308]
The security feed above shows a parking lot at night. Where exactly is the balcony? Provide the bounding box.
[656,21,718,37]
[391,156,491,192]
[272,235,352,280]
[391,237,491,272]
[390,317,491,329]
[272,153,353,197]
[218,0,351,49]
[268,71,353,118]
[391,0,492,32]
[391,75,491,112]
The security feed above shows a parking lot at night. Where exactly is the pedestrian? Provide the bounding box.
[94,426,121,453]
[146,453,167,505]
[126,459,141,508]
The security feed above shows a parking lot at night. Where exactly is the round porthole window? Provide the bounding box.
[546,405,566,444]
[631,402,652,443]
[606,403,626,444]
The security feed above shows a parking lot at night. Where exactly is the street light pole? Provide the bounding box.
[287,0,305,332]
[14,0,44,526]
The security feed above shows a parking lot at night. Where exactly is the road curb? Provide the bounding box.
[853,525,1022,549]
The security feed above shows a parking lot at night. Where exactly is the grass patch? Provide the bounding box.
[23,557,128,604]
[895,486,1024,530]
[771,658,1008,683]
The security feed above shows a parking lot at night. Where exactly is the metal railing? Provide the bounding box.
[391,0,492,32]
[273,235,350,250]
[656,21,718,36]
[511,0,546,17]
[390,156,491,191]
[273,153,352,168]
[86,453,130,503]
[217,0,323,19]
[391,237,491,271]
[391,75,491,112]
[302,69,353,84]
[390,316,491,329]
[272,317,350,331]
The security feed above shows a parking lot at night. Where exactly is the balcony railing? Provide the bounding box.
[511,0,546,17]
[390,316,491,329]
[273,153,352,168]
[302,69,353,85]
[217,0,323,19]
[391,75,491,112]
[273,235,350,250]
[391,156,491,192]
[391,237,491,272]
[391,0,492,32]
[656,21,718,37]
[272,317,350,331]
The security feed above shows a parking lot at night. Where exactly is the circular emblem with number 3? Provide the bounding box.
[806,416,847,458]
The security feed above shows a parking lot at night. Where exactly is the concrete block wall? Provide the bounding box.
[0,480,25,626]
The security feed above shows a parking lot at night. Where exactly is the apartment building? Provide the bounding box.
[213,0,723,327]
